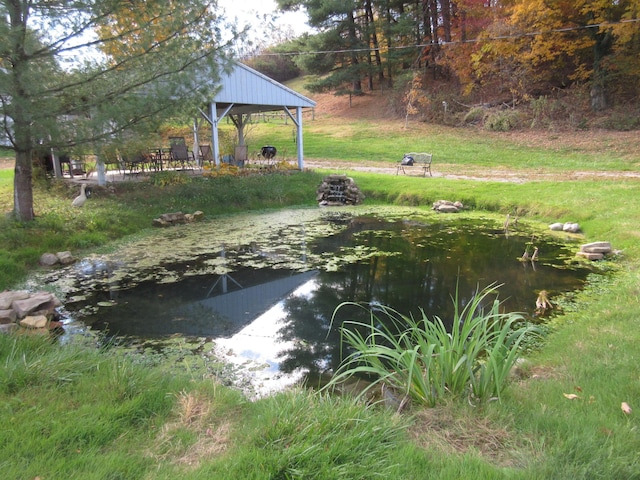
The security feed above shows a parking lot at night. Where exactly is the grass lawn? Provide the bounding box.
[1,118,639,478]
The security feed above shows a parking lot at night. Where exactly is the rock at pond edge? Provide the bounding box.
[39,252,59,266]
[0,290,29,310]
[581,241,612,254]
[0,309,17,324]
[19,315,49,329]
[153,211,205,227]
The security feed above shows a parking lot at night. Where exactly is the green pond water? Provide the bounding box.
[35,206,597,396]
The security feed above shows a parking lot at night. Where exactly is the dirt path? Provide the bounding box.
[4,155,640,183]
[304,158,640,183]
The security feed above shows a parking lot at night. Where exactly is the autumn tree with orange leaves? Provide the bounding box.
[441,0,639,110]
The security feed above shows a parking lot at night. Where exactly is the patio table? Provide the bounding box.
[149,148,170,171]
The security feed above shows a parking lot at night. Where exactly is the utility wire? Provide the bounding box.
[255,17,640,57]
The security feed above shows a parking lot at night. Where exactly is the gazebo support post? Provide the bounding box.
[284,106,305,170]
[192,118,201,167]
[296,106,304,170]
[51,149,63,178]
[208,102,234,167]
[210,102,220,167]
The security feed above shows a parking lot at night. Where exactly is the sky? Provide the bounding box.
[220,0,312,39]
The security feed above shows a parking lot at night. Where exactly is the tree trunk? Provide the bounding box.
[364,0,384,85]
[8,1,35,221]
[13,150,34,221]
[590,29,614,112]
[441,0,452,42]
[11,68,35,221]
[363,5,374,91]
[590,83,607,111]
[347,10,362,94]
[383,2,394,87]
[428,0,439,77]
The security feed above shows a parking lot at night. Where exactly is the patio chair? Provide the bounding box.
[58,154,73,177]
[170,144,196,170]
[199,144,214,166]
[102,149,123,178]
[69,157,87,177]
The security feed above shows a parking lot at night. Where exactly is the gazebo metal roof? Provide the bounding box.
[214,62,316,114]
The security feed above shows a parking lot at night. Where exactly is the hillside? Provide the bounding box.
[296,84,640,182]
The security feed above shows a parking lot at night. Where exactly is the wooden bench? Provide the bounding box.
[396,152,432,177]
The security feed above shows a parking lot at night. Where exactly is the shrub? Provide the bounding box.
[202,163,242,178]
[151,171,192,187]
[326,284,541,407]
[594,112,640,131]
[484,110,521,131]
[463,107,485,125]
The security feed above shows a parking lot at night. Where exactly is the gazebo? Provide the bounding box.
[68,61,316,186]
[197,61,316,169]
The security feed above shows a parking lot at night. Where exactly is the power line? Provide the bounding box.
[254,17,640,57]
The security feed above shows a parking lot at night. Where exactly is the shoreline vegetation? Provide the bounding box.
[1,118,639,478]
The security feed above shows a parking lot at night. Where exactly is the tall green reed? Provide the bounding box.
[327,284,541,407]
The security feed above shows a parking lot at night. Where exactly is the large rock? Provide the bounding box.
[0,290,63,335]
[11,292,61,319]
[563,223,580,233]
[581,241,612,254]
[153,211,205,227]
[438,204,461,213]
[0,309,17,324]
[39,251,76,266]
[549,222,580,233]
[0,290,29,310]
[433,200,463,213]
[39,252,59,266]
[160,212,187,223]
[576,241,613,261]
[56,251,75,265]
[20,315,49,329]
[549,222,564,231]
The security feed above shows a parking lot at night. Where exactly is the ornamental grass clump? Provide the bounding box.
[327,285,541,407]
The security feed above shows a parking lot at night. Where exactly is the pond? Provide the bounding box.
[35,207,596,397]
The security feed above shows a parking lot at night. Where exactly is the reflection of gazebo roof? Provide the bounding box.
[181,271,318,338]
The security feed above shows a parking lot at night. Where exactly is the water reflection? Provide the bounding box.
[56,212,594,395]
[213,277,319,395]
